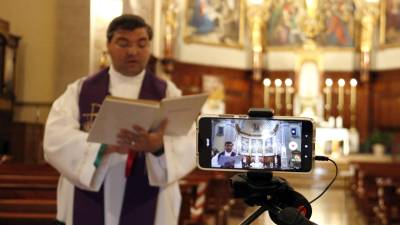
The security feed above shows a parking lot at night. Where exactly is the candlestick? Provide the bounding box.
[324,78,333,118]
[274,79,282,115]
[263,78,271,108]
[338,78,346,116]
[284,78,293,115]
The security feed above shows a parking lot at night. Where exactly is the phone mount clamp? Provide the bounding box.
[229,108,317,225]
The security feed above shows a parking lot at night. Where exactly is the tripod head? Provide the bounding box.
[230,172,314,225]
[229,108,317,225]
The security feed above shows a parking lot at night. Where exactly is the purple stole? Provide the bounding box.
[74,68,166,225]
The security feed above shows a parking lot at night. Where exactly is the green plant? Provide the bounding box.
[361,130,393,154]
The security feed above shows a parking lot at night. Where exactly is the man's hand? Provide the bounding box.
[116,119,168,153]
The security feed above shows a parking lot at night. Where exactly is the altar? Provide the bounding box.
[315,127,351,157]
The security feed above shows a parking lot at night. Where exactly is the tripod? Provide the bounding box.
[230,108,317,225]
[230,172,317,225]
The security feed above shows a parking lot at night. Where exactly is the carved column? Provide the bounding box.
[246,0,270,81]
[355,0,380,141]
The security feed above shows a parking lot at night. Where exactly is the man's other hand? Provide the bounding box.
[116,119,168,153]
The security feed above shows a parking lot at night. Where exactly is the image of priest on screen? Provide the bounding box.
[211,141,242,168]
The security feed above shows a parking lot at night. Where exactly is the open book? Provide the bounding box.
[87,93,208,145]
[218,155,243,166]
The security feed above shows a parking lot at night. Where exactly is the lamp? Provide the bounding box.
[263,78,271,108]
[274,79,282,115]
[350,78,358,128]
[284,78,293,115]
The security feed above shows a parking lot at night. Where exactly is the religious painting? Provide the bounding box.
[185,0,244,48]
[251,139,263,154]
[266,0,305,48]
[266,0,355,49]
[380,0,400,47]
[318,0,355,48]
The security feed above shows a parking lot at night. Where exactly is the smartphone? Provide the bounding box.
[197,114,315,172]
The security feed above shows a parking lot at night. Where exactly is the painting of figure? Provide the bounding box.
[381,0,400,46]
[318,0,355,47]
[266,0,355,49]
[267,0,305,47]
[185,0,244,47]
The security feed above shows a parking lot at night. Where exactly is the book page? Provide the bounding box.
[87,96,159,145]
[218,155,243,167]
[107,96,160,106]
[157,93,209,136]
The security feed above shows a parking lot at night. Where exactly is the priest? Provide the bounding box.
[43,14,196,225]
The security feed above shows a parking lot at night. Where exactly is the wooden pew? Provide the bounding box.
[374,177,400,225]
[0,164,246,225]
[0,163,58,225]
[349,161,400,224]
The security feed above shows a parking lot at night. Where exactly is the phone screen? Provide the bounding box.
[197,116,314,172]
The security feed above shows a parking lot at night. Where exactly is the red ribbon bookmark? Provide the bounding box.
[125,151,137,177]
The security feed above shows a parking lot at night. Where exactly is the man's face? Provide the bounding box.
[107,28,151,76]
[225,143,233,153]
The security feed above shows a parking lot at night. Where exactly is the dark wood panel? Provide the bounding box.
[172,62,251,114]
[372,70,400,132]
[171,61,400,146]
[9,123,44,163]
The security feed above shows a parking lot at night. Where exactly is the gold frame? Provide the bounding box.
[379,0,400,48]
[266,46,355,52]
[184,0,245,49]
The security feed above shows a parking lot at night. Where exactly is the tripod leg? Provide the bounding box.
[238,205,268,225]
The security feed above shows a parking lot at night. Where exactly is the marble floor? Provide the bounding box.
[221,187,367,225]
[201,158,385,225]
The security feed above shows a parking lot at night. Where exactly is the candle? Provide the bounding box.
[350,79,357,110]
[325,78,333,117]
[274,79,282,115]
[263,78,271,108]
[284,78,293,115]
[338,78,346,116]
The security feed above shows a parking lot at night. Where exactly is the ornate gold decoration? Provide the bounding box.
[162,0,178,60]
[246,0,271,81]
[354,0,381,82]
[99,51,109,70]
[81,103,101,132]
[294,40,323,120]
[299,0,324,41]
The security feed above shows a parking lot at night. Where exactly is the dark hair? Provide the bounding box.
[106,14,153,42]
[225,141,233,145]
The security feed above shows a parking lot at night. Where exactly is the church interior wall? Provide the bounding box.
[0,2,399,224]
[1,0,400,162]
[374,47,400,69]
[2,0,400,124]
[0,0,57,123]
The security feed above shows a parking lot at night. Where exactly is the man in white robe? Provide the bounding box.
[43,14,196,225]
